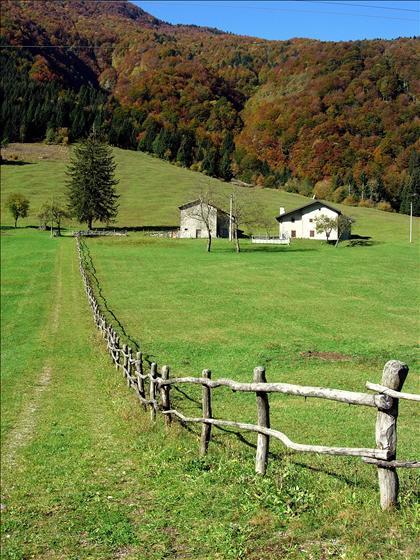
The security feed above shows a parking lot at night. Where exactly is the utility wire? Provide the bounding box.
[138,2,419,22]
[308,1,420,13]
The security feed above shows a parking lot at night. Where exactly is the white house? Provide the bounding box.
[179,200,231,239]
[276,200,346,241]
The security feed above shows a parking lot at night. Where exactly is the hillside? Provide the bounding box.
[1,143,418,243]
[1,0,419,211]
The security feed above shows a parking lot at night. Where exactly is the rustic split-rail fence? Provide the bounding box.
[76,235,419,511]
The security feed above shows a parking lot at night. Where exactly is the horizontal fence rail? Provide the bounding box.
[157,376,391,409]
[75,235,419,511]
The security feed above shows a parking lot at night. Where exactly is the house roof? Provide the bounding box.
[275,200,342,222]
[179,199,230,216]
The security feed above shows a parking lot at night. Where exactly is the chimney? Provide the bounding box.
[279,207,285,216]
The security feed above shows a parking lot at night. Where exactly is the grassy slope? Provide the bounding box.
[1,146,419,558]
[2,143,419,242]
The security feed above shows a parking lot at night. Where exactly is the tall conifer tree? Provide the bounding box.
[66,133,119,229]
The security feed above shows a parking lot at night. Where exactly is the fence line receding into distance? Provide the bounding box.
[75,235,419,511]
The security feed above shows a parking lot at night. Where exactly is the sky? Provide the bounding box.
[135,1,420,42]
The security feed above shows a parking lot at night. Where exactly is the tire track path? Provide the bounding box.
[1,245,63,498]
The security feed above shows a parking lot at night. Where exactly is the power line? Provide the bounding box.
[308,1,420,13]
[138,2,419,22]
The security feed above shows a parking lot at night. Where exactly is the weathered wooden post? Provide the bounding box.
[254,366,270,475]
[149,363,158,422]
[107,326,113,361]
[375,360,409,510]
[122,344,128,379]
[114,336,120,370]
[200,369,212,456]
[136,351,146,409]
[127,347,133,388]
[160,365,171,427]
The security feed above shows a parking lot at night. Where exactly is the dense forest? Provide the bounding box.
[1,0,419,213]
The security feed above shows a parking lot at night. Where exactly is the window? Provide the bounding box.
[291,230,296,238]
[184,228,188,231]
[291,218,295,223]
[309,219,313,223]
[310,230,315,238]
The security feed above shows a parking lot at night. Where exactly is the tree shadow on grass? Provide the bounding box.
[0,225,44,231]
[0,159,35,166]
[216,245,318,254]
[170,417,375,489]
[78,237,142,352]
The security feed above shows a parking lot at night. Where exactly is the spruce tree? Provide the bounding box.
[202,146,219,177]
[177,131,196,167]
[66,134,119,230]
[219,151,233,181]
[400,152,420,215]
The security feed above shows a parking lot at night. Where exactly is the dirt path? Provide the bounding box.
[1,245,63,492]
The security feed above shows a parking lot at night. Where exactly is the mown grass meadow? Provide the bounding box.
[1,146,419,559]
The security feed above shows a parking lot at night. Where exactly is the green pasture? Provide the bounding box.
[1,146,419,559]
[2,143,418,243]
[85,234,419,450]
[1,229,419,559]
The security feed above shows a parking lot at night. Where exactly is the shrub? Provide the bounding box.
[358,199,375,208]
[376,200,394,212]
[331,186,347,203]
[342,195,359,206]
[314,178,334,200]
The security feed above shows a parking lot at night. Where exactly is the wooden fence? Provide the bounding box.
[76,236,419,511]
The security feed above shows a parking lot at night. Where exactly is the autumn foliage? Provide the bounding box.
[1,0,419,212]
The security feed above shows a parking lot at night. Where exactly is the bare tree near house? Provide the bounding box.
[185,185,220,252]
[230,186,260,253]
[252,198,277,238]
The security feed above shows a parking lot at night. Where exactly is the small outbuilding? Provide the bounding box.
[179,200,231,239]
[276,200,347,241]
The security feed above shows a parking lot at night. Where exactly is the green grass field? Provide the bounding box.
[1,146,419,559]
[2,143,418,242]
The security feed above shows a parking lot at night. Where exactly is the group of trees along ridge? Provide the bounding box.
[1,0,419,214]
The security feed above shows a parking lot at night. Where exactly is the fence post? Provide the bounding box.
[375,360,409,510]
[200,369,212,456]
[149,363,157,422]
[127,347,133,388]
[160,365,171,427]
[122,344,128,379]
[107,327,113,361]
[114,336,120,370]
[254,366,270,475]
[136,351,146,409]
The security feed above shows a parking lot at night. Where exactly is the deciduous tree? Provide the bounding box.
[185,185,221,252]
[314,214,337,242]
[6,193,29,228]
[335,214,354,246]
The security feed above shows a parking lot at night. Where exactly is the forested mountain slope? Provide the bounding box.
[1,0,419,211]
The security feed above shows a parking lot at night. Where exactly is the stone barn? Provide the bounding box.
[276,200,349,241]
[179,200,231,239]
